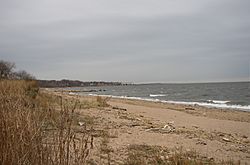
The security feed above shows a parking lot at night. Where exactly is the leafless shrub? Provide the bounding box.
[0,60,15,79]
[14,70,35,80]
[0,59,35,80]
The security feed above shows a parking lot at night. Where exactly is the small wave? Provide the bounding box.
[163,100,250,111]
[207,100,230,104]
[86,94,250,111]
[88,94,160,102]
[69,92,76,95]
[150,94,166,97]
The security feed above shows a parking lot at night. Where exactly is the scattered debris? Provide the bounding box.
[112,106,127,111]
[128,122,141,127]
[147,121,153,125]
[162,121,175,133]
[145,122,175,134]
[219,133,225,137]
[135,118,142,121]
[167,121,175,125]
[242,135,248,139]
[78,121,85,126]
[185,107,195,110]
[145,128,160,132]
[192,125,199,129]
[238,145,247,152]
[119,115,134,120]
[162,124,174,133]
[196,139,207,145]
[222,137,231,142]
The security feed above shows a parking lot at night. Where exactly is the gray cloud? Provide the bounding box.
[0,0,249,83]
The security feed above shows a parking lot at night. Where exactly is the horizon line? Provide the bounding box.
[37,79,250,84]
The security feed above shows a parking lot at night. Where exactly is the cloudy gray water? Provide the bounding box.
[67,82,250,111]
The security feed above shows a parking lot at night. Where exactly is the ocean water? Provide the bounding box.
[66,82,250,111]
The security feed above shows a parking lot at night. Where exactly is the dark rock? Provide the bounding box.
[242,135,248,139]
[112,106,127,111]
[185,107,195,110]
[196,140,207,145]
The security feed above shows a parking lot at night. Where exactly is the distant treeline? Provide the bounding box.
[1,59,130,87]
[38,79,130,88]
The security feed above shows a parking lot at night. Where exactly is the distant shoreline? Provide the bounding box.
[38,79,250,88]
[136,81,250,85]
[38,79,133,88]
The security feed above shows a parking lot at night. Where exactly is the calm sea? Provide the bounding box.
[66,82,250,111]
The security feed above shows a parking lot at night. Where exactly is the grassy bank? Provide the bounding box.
[0,80,96,164]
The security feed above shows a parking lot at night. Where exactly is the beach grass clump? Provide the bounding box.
[0,80,93,165]
[124,145,197,165]
[96,96,110,107]
[124,144,239,165]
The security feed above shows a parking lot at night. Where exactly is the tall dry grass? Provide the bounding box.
[0,80,93,165]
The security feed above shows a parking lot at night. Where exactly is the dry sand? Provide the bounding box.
[50,90,250,164]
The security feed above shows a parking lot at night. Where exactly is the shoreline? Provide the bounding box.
[51,86,250,112]
[48,88,250,122]
[46,89,250,163]
[86,93,250,112]
[48,81,250,112]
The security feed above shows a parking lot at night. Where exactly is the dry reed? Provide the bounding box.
[0,80,93,165]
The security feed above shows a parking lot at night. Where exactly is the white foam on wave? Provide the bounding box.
[86,94,250,111]
[207,100,230,104]
[150,94,166,97]
[69,92,76,95]
[88,94,160,102]
[163,100,250,111]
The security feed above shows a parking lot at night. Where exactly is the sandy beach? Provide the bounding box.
[2,0,250,164]
[50,89,250,164]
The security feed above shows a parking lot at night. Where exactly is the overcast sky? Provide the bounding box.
[0,0,249,83]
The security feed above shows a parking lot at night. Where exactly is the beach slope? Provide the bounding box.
[51,90,250,164]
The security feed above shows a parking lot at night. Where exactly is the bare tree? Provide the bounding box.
[15,70,35,80]
[0,60,15,79]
